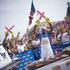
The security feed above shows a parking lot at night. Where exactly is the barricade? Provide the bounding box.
[51,41,70,55]
[16,50,35,70]
[32,46,41,60]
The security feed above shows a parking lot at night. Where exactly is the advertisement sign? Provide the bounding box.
[0,45,12,68]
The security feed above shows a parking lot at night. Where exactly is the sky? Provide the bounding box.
[0,0,70,42]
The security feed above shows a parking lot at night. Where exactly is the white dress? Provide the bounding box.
[41,35,54,59]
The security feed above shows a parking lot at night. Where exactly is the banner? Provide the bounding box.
[0,45,12,68]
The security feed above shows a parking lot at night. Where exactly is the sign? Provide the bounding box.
[0,45,12,68]
[5,25,15,33]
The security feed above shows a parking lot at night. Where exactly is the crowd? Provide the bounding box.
[1,2,70,59]
[2,19,70,59]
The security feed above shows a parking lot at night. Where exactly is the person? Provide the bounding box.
[60,22,69,42]
[41,28,54,59]
[2,32,10,52]
[2,31,16,58]
[15,32,21,45]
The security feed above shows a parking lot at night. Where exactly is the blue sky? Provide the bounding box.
[0,0,70,41]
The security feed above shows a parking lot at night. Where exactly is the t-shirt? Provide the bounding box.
[32,39,40,47]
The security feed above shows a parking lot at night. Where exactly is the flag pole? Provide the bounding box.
[27,0,35,31]
[26,0,35,42]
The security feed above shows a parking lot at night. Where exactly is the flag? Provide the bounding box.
[29,0,35,25]
[67,2,70,16]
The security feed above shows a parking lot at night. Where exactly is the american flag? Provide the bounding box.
[29,0,35,25]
